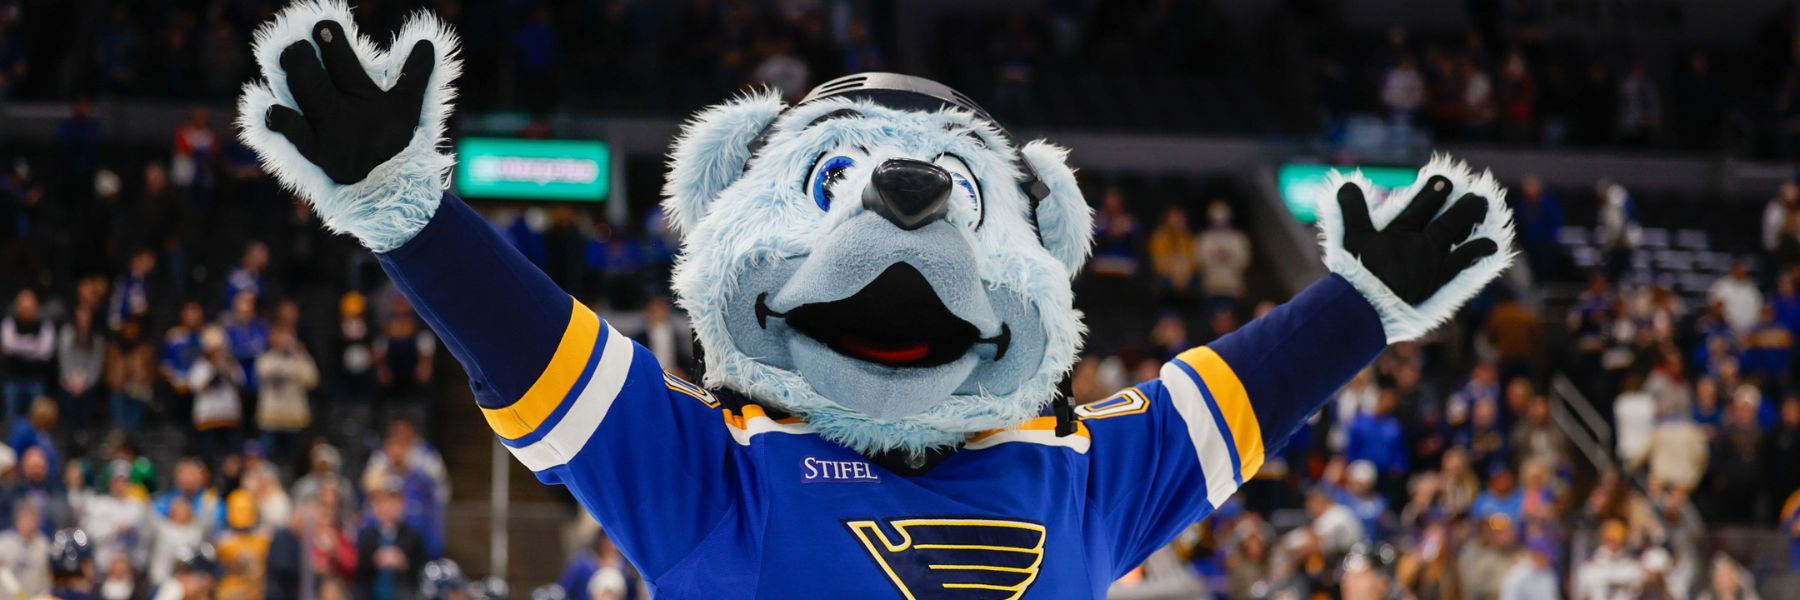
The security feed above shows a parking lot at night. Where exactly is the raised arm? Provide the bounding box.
[1197,156,1516,456]
[233,2,600,427]
[234,3,733,576]
[1086,157,1515,571]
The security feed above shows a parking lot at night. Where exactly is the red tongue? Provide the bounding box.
[838,335,930,364]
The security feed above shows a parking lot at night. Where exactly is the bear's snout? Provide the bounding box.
[862,158,951,230]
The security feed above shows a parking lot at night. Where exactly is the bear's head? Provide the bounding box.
[665,73,1093,456]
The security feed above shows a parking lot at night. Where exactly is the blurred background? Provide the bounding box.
[0,0,1797,598]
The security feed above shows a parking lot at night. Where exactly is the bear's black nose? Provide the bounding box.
[863,158,951,230]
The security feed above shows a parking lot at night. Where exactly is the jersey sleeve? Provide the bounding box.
[377,193,732,577]
[1083,274,1387,576]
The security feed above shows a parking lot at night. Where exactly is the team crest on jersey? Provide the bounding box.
[844,517,1045,599]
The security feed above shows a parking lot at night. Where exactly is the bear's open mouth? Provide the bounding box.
[757,263,1008,368]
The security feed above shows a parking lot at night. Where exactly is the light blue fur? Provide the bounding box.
[1314,154,1518,342]
[236,0,463,252]
[666,95,1093,456]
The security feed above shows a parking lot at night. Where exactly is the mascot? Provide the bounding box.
[236,3,1514,597]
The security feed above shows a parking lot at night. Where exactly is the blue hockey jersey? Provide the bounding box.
[379,194,1388,598]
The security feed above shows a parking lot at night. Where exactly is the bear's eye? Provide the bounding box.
[934,154,983,225]
[808,155,856,212]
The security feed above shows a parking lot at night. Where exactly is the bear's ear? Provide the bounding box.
[662,90,787,235]
[1020,141,1093,275]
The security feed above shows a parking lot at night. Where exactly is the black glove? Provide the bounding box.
[1337,176,1499,305]
[264,20,435,185]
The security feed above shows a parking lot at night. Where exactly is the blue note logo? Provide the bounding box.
[801,456,881,484]
[844,517,1046,599]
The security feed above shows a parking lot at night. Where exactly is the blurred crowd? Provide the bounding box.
[0,26,677,600]
[9,0,1800,157]
[1081,173,1800,598]
[7,0,1800,599]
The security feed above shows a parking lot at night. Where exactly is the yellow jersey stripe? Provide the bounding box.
[482,299,600,439]
[1175,347,1265,479]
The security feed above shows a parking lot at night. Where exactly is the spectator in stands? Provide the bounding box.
[99,554,139,600]
[752,37,809,103]
[1512,174,1565,279]
[161,542,221,600]
[1460,514,1522,600]
[631,297,690,379]
[1474,462,1526,522]
[1764,182,1800,267]
[2,289,55,425]
[8,397,58,474]
[1195,200,1251,311]
[1742,305,1795,387]
[333,292,376,419]
[1461,55,1497,140]
[558,531,643,600]
[215,490,271,600]
[7,446,71,531]
[1304,487,1365,557]
[267,500,356,600]
[1706,391,1767,523]
[1147,313,1191,363]
[161,301,207,399]
[255,328,318,470]
[1511,396,1564,468]
[243,465,291,537]
[147,498,207,586]
[1696,553,1758,600]
[363,420,448,558]
[108,249,155,332]
[81,461,147,570]
[170,108,216,193]
[1711,260,1764,335]
[1335,460,1389,542]
[227,243,269,304]
[0,502,50,596]
[292,445,353,515]
[1499,537,1559,600]
[1763,397,1800,513]
[105,319,156,433]
[373,305,435,423]
[222,292,270,391]
[1460,397,1511,473]
[1089,187,1141,279]
[153,459,219,525]
[1329,368,1379,453]
[190,331,246,465]
[57,310,105,434]
[1346,389,1408,487]
[356,482,426,600]
[1381,55,1426,125]
[1222,518,1273,599]
[1594,183,1639,283]
[1616,376,1658,464]
[1783,488,1800,571]
[1440,447,1483,518]
[1577,520,1643,599]
[1616,60,1662,145]
[1644,404,1708,495]
[1485,290,1543,382]
[1496,52,1537,143]
[1146,206,1198,301]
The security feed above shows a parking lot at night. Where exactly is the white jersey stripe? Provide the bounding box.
[506,323,635,472]
[1160,362,1244,508]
